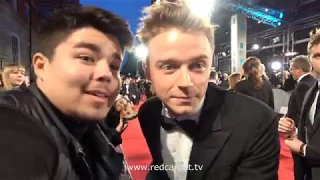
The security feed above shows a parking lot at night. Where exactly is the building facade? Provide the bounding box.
[0,0,80,71]
[0,0,35,69]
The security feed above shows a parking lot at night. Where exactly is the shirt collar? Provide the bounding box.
[161,97,205,122]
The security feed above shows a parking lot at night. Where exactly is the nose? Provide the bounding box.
[177,67,194,88]
[94,61,112,82]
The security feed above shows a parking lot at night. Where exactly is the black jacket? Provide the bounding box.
[0,84,125,180]
[139,83,279,180]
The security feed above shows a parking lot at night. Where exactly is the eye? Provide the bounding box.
[190,62,206,70]
[161,64,176,71]
[78,55,95,62]
[110,64,120,71]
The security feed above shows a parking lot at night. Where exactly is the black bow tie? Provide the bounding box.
[161,117,197,138]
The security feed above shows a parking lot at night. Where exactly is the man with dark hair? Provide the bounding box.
[0,6,133,180]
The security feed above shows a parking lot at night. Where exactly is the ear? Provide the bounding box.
[143,60,151,80]
[32,53,49,80]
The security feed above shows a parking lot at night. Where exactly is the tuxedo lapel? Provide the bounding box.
[187,85,231,180]
[301,85,318,136]
[148,98,165,165]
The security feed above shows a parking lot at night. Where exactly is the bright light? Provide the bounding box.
[186,0,215,18]
[252,44,260,50]
[271,62,281,71]
[279,12,284,19]
[134,44,148,61]
[285,52,298,57]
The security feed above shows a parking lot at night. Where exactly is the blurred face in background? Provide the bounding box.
[289,63,303,80]
[146,28,213,116]
[9,67,26,87]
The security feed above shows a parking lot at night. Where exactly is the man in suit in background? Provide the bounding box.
[279,28,320,180]
[137,1,279,180]
[286,55,316,180]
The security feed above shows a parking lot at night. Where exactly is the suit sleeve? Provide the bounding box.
[0,106,58,179]
[305,144,320,165]
[233,114,280,180]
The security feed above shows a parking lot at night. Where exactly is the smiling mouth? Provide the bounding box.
[86,91,109,99]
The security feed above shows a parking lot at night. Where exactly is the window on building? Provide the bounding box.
[24,3,30,23]
[11,36,19,64]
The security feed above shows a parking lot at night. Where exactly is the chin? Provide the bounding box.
[75,109,110,122]
[170,106,198,116]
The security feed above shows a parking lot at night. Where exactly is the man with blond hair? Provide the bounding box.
[279,28,320,180]
[137,1,279,180]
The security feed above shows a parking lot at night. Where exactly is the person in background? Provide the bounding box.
[1,64,26,91]
[228,73,241,91]
[235,56,275,109]
[208,70,220,85]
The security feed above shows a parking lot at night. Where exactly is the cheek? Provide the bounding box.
[9,74,16,82]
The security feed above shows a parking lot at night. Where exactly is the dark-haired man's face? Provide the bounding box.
[146,28,213,116]
[34,27,123,121]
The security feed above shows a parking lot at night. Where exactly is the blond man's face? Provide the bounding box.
[146,28,213,116]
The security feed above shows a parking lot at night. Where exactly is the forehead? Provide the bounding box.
[61,27,123,58]
[148,29,213,61]
[311,44,320,54]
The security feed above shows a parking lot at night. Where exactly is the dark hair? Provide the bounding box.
[243,57,263,89]
[36,6,134,59]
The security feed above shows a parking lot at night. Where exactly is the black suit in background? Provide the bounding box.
[298,83,320,180]
[235,78,274,109]
[287,74,316,125]
[138,83,280,180]
[286,74,316,180]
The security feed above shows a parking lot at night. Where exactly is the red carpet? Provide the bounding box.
[121,101,151,180]
[121,100,294,180]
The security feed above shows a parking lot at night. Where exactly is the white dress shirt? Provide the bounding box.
[160,99,204,180]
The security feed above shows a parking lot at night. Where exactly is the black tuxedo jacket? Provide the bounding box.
[287,74,316,125]
[138,83,279,180]
[299,82,320,180]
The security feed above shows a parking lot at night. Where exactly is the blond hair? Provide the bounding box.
[308,28,320,55]
[2,64,25,91]
[137,0,216,49]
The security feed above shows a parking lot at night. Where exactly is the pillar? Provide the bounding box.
[230,14,247,73]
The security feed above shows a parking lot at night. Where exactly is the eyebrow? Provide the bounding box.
[312,53,320,57]
[112,53,122,62]
[73,42,101,53]
[156,54,209,64]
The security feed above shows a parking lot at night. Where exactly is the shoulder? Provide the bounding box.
[0,106,59,178]
[138,96,162,117]
[224,89,277,125]
[0,105,58,148]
